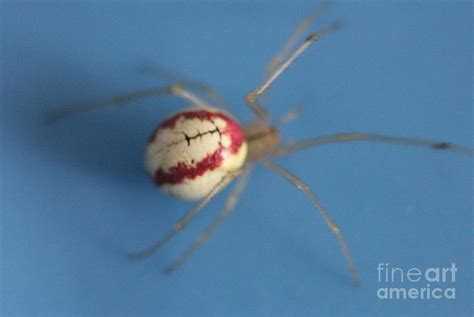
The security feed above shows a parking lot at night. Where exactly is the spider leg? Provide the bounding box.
[276,104,304,125]
[274,132,474,157]
[164,164,253,273]
[128,169,242,261]
[246,21,342,121]
[138,62,229,110]
[266,1,331,78]
[47,84,212,123]
[260,158,360,286]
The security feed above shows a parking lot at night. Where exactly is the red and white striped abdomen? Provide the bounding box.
[145,107,248,200]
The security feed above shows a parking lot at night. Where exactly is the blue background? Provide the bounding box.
[1,1,472,316]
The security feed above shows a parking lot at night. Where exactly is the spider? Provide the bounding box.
[51,3,472,285]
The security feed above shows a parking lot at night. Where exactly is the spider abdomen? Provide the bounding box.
[146,107,248,200]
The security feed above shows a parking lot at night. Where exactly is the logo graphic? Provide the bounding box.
[376,263,457,300]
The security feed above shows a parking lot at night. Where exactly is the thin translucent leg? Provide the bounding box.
[266,1,331,77]
[246,21,342,121]
[164,164,254,273]
[276,104,304,125]
[139,62,229,110]
[128,169,242,261]
[274,132,474,157]
[47,85,211,123]
[260,159,360,286]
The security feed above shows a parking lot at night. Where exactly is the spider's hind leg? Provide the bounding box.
[164,164,253,273]
[260,158,360,286]
[128,169,241,261]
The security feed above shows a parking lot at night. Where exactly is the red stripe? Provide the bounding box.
[159,110,223,129]
[154,147,226,186]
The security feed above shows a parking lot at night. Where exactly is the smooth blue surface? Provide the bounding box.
[1,1,472,316]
